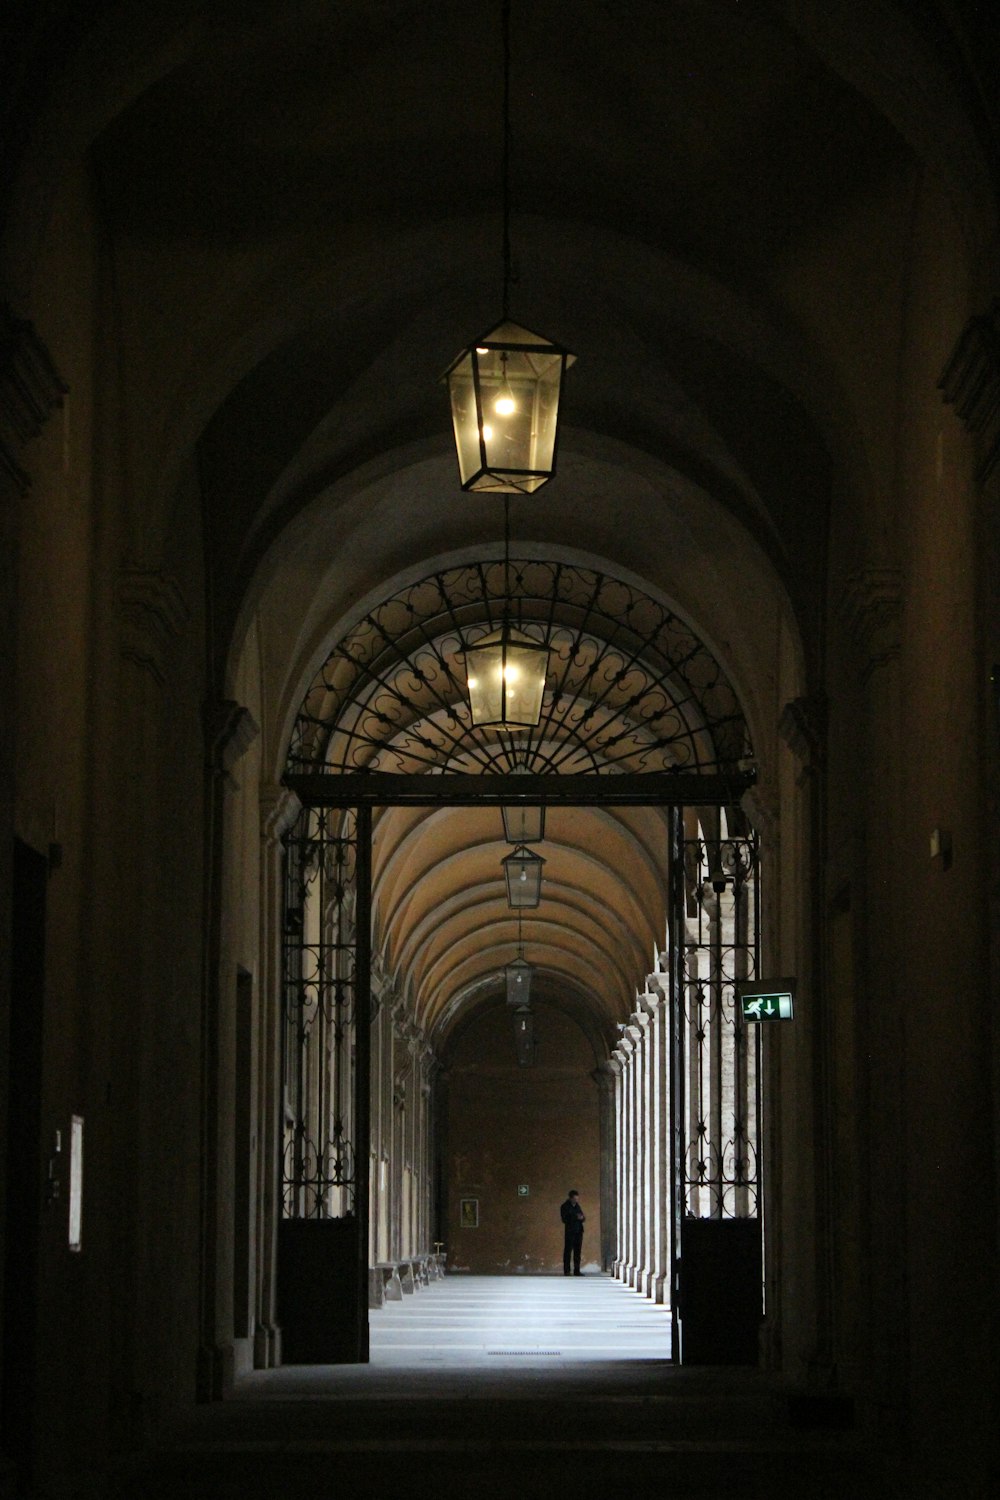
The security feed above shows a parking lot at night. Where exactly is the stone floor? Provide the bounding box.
[108,1275,906,1500]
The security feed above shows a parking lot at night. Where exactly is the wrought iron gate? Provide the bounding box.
[670,809,762,1363]
[278,802,371,1362]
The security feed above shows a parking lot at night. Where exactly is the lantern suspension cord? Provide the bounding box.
[501,0,513,321]
[503,493,511,607]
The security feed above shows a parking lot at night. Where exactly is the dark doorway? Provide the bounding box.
[2,839,48,1483]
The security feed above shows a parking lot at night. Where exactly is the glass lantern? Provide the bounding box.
[465,622,547,728]
[444,321,574,493]
[502,845,545,908]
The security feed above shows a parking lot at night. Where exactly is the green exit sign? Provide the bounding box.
[738,977,796,1021]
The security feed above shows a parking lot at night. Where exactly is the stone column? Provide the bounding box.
[632,1009,652,1293]
[643,985,668,1302]
[199,699,259,1398]
[610,1045,628,1279]
[617,1027,638,1285]
[835,570,904,1406]
[254,784,301,1368]
[593,1061,618,1271]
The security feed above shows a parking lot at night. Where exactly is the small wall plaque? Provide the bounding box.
[460,1197,479,1228]
[517,1184,529,1197]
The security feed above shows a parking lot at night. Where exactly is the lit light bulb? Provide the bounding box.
[495,351,516,415]
[502,664,520,683]
[467,675,478,689]
[481,424,493,442]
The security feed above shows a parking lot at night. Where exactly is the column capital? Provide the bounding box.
[779,694,827,768]
[0,306,66,493]
[117,563,190,686]
[740,783,779,849]
[260,783,302,846]
[204,699,259,784]
[837,568,904,682]
[637,990,660,1017]
[939,297,1000,483]
[592,1061,618,1092]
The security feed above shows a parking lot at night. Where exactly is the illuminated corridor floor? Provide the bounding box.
[367,1271,673,1367]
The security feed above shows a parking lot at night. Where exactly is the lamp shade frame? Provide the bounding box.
[443,321,575,495]
[502,844,545,908]
[512,1005,535,1067]
[505,955,534,1008]
[465,622,548,729]
[501,801,545,844]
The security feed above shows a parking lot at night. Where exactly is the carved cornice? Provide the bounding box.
[117,564,190,685]
[0,308,67,493]
[203,699,259,782]
[838,568,903,682]
[260,783,302,846]
[939,299,1000,483]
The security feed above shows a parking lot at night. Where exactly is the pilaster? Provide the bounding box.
[836,563,907,1405]
[254,784,301,1369]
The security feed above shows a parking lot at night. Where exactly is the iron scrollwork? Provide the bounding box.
[288,560,751,780]
[282,805,359,1218]
[679,830,760,1219]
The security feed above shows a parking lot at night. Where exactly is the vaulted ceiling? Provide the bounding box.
[6,0,995,1056]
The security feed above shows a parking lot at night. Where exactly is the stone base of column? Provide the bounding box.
[253,1323,281,1368]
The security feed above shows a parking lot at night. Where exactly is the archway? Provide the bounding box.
[273,555,763,1364]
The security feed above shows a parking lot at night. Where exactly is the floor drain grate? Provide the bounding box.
[486,1350,562,1357]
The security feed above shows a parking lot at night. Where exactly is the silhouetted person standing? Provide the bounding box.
[560,1189,585,1276]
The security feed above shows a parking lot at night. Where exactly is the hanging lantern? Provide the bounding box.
[465,620,547,728]
[501,796,545,844]
[512,1005,534,1067]
[443,322,574,494]
[505,955,534,1008]
[502,844,545,908]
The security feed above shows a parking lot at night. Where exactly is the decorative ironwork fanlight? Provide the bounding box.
[502,844,545,908]
[443,0,573,495]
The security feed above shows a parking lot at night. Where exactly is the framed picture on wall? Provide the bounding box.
[460,1197,479,1228]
